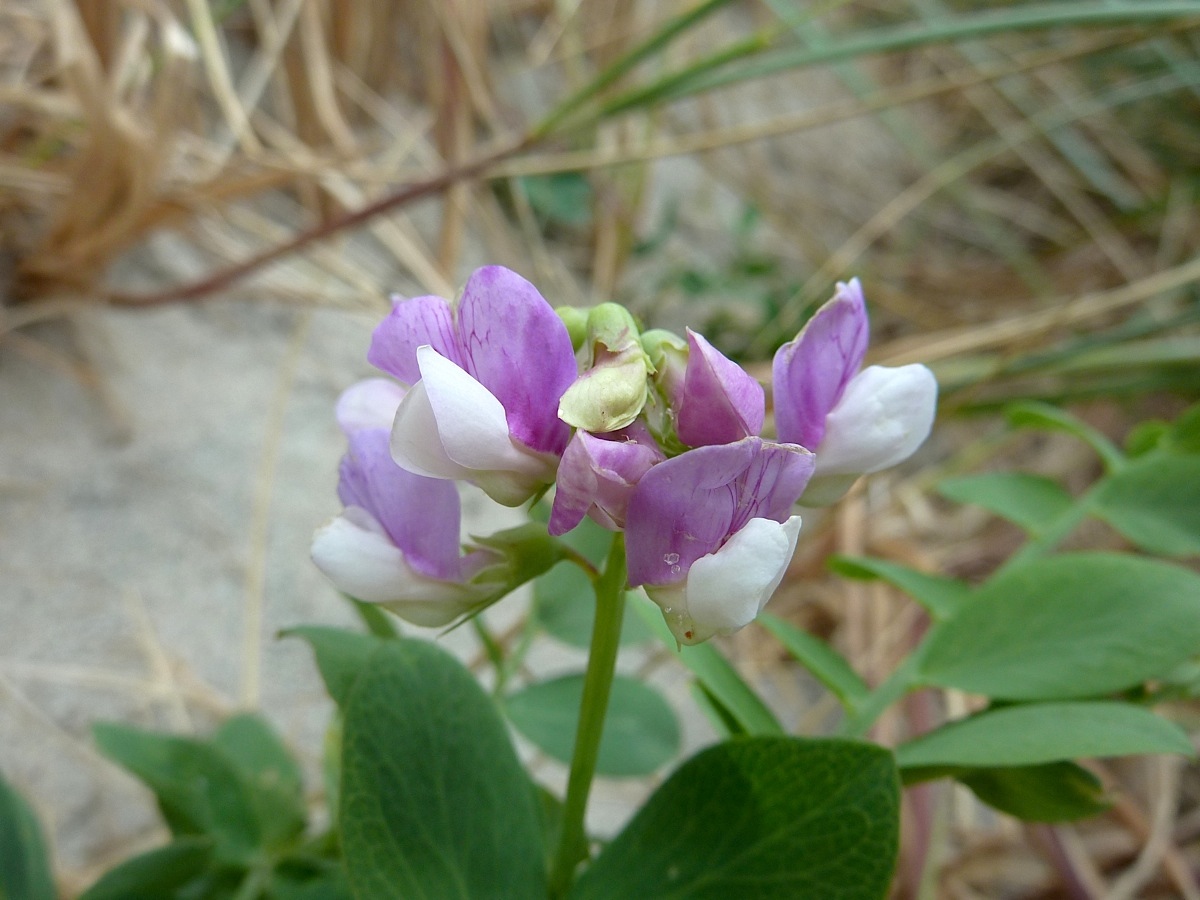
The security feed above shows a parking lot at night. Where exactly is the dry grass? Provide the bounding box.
[3,1,1199,896]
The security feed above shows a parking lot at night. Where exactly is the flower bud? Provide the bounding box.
[558,303,652,433]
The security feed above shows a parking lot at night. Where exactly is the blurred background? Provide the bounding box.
[2,1,1199,896]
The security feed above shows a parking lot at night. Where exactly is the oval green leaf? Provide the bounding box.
[506,674,681,777]
[570,737,899,899]
[79,837,214,900]
[340,639,546,899]
[938,472,1074,535]
[896,702,1193,771]
[919,553,1200,700]
[1093,455,1200,556]
[0,774,56,900]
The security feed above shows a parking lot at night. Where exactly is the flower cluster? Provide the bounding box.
[313,266,936,643]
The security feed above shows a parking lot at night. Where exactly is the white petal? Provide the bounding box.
[390,379,475,481]
[682,515,802,643]
[815,364,937,477]
[311,511,482,627]
[336,379,406,433]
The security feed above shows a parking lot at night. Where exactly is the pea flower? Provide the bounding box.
[548,421,664,535]
[625,437,814,644]
[311,380,496,627]
[773,278,937,504]
[675,329,765,447]
[368,266,578,506]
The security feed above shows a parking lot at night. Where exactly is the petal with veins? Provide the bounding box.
[677,329,765,447]
[367,294,462,385]
[773,279,869,449]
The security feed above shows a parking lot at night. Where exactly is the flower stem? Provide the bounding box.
[548,533,627,897]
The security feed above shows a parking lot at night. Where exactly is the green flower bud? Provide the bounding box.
[557,303,652,433]
[556,305,589,351]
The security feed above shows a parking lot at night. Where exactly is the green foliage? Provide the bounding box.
[896,701,1193,770]
[0,773,55,900]
[937,472,1075,536]
[284,626,384,707]
[757,613,869,713]
[79,838,215,900]
[828,556,969,620]
[339,639,547,899]
[956,763,1110,824]
[1093,454,1200,556]
[633,595,783,736]
[919,553,1200,700]
[506,674,681,777]
[569,738,900,900]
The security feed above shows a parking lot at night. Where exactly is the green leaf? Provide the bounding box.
[757,613,868,712]
[1169,403,1200,453]
[937,473,1074,535]
[212,715,305,850]
[340,639,546,899]
[0,773,55,900]
[506,674,681,776]
[519,173,594,227]
[1006,401,1124,472]
[829,556,969,620]
[632,595,783,735]
[919,553,1200,700]
[1093,455,1200,556]
[284,627,383,706]
[268,870,354,900]
[79,837,213,900]
[896,702,1193,770]
[569,738,899,900]
[959,763,1110,823]
[93,724,261,863]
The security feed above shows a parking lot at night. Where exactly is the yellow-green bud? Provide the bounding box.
[557,303,652,433]
[556,305,589,351]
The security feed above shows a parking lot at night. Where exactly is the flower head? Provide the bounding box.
[369,266,578,506]
[625,437,814,644]
[773,278,937,502]
[311,381,496,627]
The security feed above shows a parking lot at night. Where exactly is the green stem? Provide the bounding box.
[548,534,627,898]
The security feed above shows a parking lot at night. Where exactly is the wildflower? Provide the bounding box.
[773,279,937,503]
[369,266,578,506]
[549,421,664,535]
[311,382,496,627]
[675,329,765,447]
[625,437,814,644]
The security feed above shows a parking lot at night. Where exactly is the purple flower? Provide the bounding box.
[773,279,937,503]
[675,329,765,447]
[368,266,578,506]
[549,421,664,535]
[311,382,495,626]
[625,437,814,644]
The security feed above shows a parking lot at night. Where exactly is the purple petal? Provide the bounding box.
[625,437,814,587]
[549,424,664,535]
[339,429,464,580]
[367,294,462,385]
[456,266,577,455]
[772,278,869,448]
[676,330,765,447]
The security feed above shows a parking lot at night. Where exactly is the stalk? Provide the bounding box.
[548,534,627,897]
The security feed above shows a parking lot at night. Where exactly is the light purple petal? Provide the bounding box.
[676,329,765,447]
[549,424,664,535]
[456,266,577,455]
[335,379,406,434]
[367,294,462,385]
[340,429,464,580]
[773,278,869,448]
[625,437,813,587]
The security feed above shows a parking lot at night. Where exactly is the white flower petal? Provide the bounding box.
[390,379,475,481]
[311,511,483,627]
[336,378,406,434]
[815,364,937,477]
[650,515,802,644]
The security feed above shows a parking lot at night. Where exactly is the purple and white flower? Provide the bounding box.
[675,329,765,447]
[311,381,496,627]
[368,266,578,506]
[549,421,664,535]
[625,437,814,644]
[773,278,937,503]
